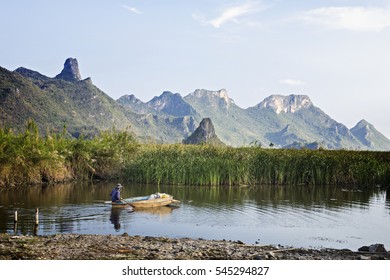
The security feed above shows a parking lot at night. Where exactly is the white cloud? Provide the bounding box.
[122,5,142,15]
[209,4,254,28]
[194,1,267,28]
[299,6,390,32]
[280,79,307,86]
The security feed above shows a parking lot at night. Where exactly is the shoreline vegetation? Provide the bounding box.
[1,121,390,188]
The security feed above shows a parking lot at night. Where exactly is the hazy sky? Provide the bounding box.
[1,0,390,137]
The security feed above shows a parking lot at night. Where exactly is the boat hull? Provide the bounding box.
[109,194,178,208]
[111,201,131,208]
[129,196,173,208]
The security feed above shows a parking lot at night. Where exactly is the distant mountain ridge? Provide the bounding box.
[1,58,390,150]
[119,87,390,150]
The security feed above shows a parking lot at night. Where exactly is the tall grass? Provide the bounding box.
[0,120,137,187]
[125,145,254,186]
[1,121,390,188]
[125,145,390,188]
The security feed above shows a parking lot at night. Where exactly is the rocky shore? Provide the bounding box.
[0,233,389,260]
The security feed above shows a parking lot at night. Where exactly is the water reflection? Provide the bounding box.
[0,182,389,249]
[110,208,122,231]
[135,207,174,216]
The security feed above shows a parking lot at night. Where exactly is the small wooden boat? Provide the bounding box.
[108,195,149,207]
[108,193,179,208]
[129,197,172,208]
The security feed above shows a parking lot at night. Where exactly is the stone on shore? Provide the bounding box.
[358,244,387,253]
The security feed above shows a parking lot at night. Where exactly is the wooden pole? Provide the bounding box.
[13,211,18,233]
[35,208,39,225]
[34,208,39,235]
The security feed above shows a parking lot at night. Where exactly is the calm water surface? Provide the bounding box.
[0,182,389,250]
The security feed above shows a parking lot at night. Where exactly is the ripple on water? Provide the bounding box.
[1,184,389,250]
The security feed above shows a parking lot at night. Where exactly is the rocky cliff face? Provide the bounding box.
[186,89,234,110]
[55,58,82,82]
[257,95,313,114]
[183,118,225,145]
[147,91,197,117]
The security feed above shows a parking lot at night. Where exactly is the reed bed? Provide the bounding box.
[0,121,137,186]
[125,144,390,188]
[1,121,390,188]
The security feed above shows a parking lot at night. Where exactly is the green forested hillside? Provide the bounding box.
[1,59,390,150]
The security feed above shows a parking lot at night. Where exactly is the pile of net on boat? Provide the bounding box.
[148,193,170,200]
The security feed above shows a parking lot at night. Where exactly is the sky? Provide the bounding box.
[1,0,390,137]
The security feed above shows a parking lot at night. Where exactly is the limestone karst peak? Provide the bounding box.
[182,118,225,146]
[257,94,313,114]
[55,58,82,82]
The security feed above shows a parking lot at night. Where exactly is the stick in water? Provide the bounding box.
[35,208,39,225]
[34,208,39,236]
[13,211,18,233]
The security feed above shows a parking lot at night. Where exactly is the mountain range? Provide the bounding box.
[1,58,390,150]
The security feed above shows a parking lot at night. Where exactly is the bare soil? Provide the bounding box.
[0,233,389,260]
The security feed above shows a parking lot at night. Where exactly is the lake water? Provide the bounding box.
[0,182,389,250]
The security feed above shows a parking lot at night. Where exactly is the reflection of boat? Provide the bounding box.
[114,193,179,208]
[135,206,174,216]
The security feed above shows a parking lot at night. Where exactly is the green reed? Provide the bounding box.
[0,120,138,187]
[2,120,390,188]
[125,145,390,188]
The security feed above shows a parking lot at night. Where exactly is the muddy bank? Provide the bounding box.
[0,234,388,260]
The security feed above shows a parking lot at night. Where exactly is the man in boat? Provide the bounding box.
[110,183,124,203]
